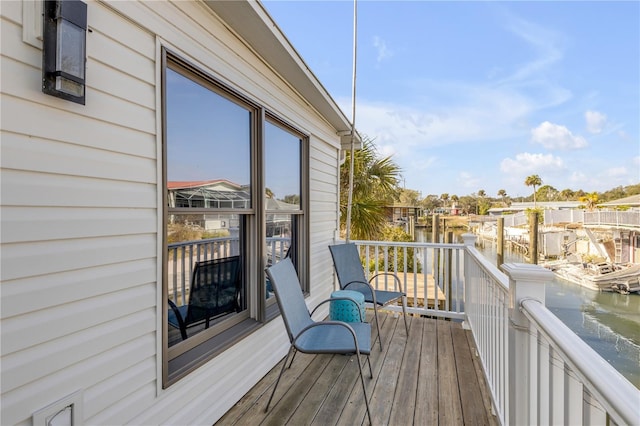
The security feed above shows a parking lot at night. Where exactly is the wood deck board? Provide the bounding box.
[414,317,438,425]
[388,316,421,426]
[437,320,464,425]
[216,312,497,426]
[369,315,408,424]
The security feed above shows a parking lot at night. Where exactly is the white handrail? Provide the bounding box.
[521,298,640,426]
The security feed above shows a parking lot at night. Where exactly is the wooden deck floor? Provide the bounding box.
[217,312,498,426]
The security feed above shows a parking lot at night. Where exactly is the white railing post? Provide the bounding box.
[501,263,554,426]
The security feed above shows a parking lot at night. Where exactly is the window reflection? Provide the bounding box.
[265,121,301,209]
[166,68,251,204]
[165,66,252,348]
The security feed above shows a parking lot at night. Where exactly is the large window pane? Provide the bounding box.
[265,121,301,209]
[166,68,251,205]
[165,65,252,355]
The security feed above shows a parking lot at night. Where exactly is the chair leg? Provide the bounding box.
[366,354,373,378]
[355,353,373,426]
[265,345,294,412]
[401,295,409,335]
[372,303,383,351]
[288,348,298,368]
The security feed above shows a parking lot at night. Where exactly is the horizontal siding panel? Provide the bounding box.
[88,27,155,87]
[1,170,157,208]
[0,17,41,69]
[88,380,157,426]
[89,3,156,63]
[310,190,338,204]
[2,285,155,355]
[86,57,155,110]
[310,141,337,166]
[2,133,156,183]
[1,334,155,426]
[83,359,156,420]
[2,303,155,387]
[2,98,156,158]
[1,206,157,243]
[1,258,156,318]
[0,1,22,23]
[2,58,156,135]
[312,180,338,197]
[0,234,156,281]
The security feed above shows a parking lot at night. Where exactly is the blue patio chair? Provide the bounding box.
[168,255,241,340]
[264,258,373,425]
[329,243,409,350]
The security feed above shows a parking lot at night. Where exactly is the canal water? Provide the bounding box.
[415,229,640,389]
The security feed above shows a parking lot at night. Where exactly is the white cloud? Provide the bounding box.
[633,156,640,166]
[500,14,565,83]
[618,130,631,140]
[605,167,627,177]
[372,36,393,64]
[585,110,607,134]
[500,152,564,174]
[457,172,480,190]
[531,121,588,150]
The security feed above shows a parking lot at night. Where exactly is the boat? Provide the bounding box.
[545,261,640,294]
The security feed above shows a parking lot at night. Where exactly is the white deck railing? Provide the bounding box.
[353,235,639,426]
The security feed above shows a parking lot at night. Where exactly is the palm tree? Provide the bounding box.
[340,136,401,240]
[497,189,507,206]
[579,192,599,211]
[525,175,542,208]
[440,193,449,207]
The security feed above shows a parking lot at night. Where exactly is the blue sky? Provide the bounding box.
[263,0,640,199]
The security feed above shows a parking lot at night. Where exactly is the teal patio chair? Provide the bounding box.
[329,243,409,350]
[264,258,373,425]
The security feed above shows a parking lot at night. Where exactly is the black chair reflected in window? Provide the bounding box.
[168,255,241,341]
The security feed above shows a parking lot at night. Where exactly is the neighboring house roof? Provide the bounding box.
[489,201,583,213]
[167,180,243,191]
[600,194,640,206]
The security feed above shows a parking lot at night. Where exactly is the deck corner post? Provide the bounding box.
[502,263,554,426]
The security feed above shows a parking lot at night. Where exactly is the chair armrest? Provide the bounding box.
[310,296,365,322]
[369,272,405,294]
[167,299,188,340]
[343,280,378,306]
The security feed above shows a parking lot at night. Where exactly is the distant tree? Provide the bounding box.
[478,197,492,215]
[525,175,542,208]
[282,194,300,205]
[440,193,450,207]
[421,194,440,213]
[497,189,507,206]
[451,194,459,205]
[477,189,486,198]
[537,185,558,201]
[579,192,600,211]
[458,195,477,216]
[560,188,574,200]
[398,188,421,205]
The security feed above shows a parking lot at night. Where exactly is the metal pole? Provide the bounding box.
[345,0,358,242]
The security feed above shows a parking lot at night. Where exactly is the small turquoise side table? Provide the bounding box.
[329,290,365,322]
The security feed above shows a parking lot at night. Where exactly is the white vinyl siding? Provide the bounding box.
[0,1,343,425]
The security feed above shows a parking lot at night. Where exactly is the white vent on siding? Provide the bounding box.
[32,390,83,426]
